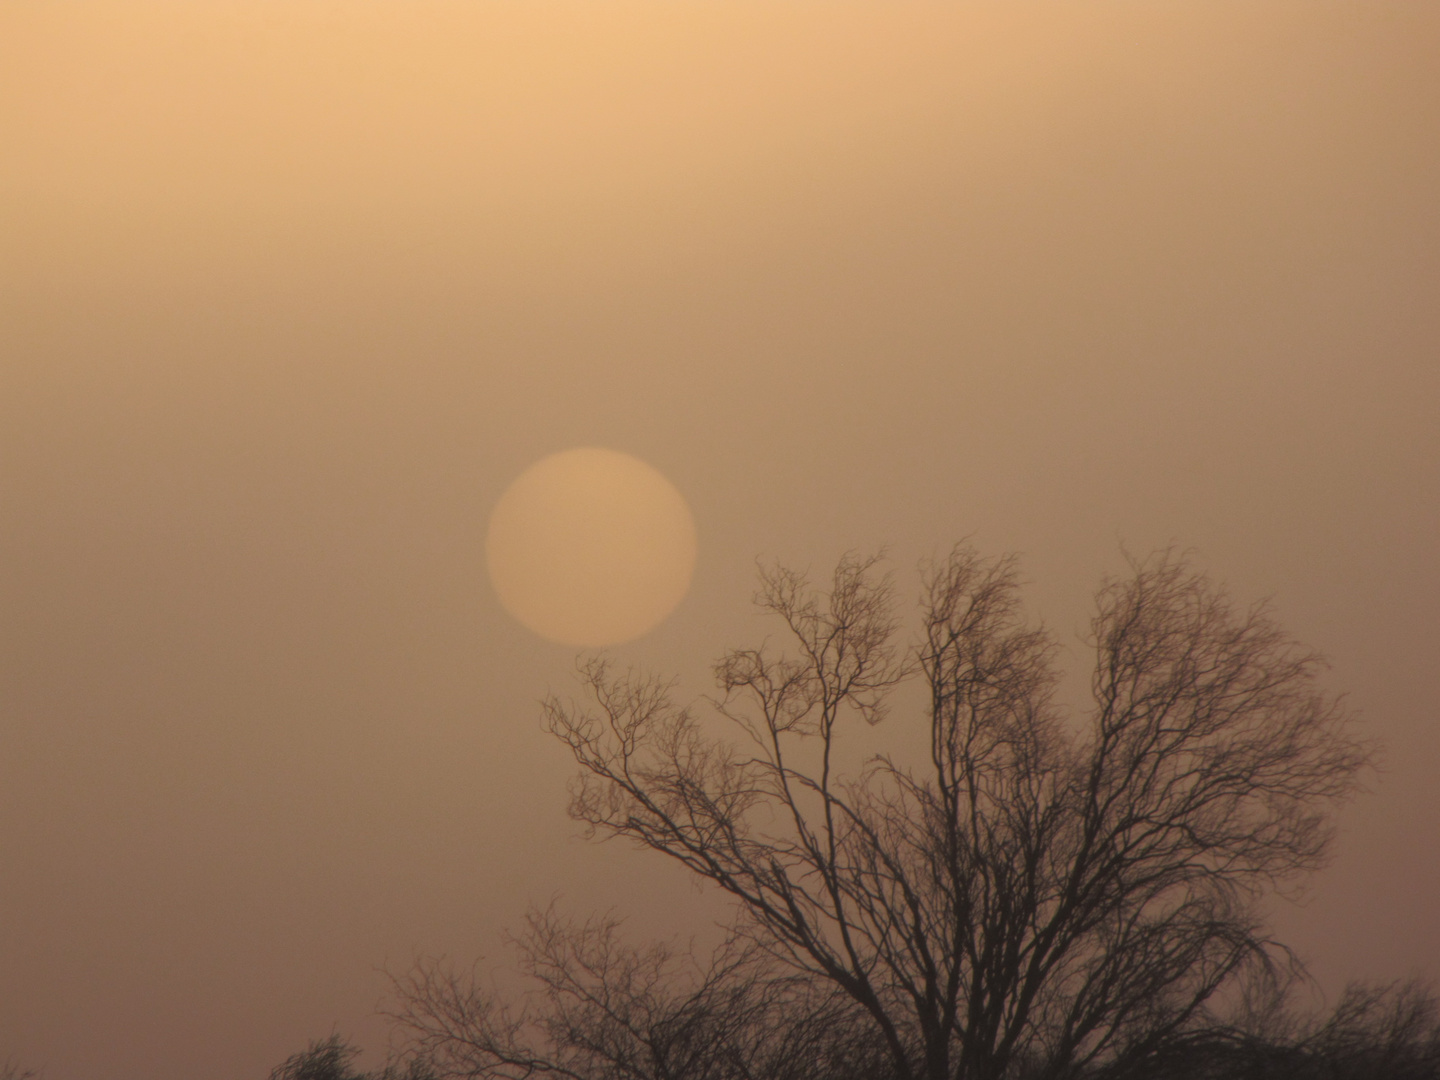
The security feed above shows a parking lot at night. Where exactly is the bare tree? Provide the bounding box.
[1298,980,1440,1077]
[387,906,890,1080]
[538,546,1367,1080]
[269,1036,366,1080]
[1151,976,1440,1079]
[268,1033,437,1080]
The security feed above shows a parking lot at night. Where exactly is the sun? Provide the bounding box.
[485,447,698,647]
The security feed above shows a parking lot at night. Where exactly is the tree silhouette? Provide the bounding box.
[268,1034,436,1080]
[534,546,1367,1080]
[268,1036,370,1080]
[376,544,1380,1080]
[1147,977,1440,1079]
[387,906,893,1080]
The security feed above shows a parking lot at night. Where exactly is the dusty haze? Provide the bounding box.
[1,3,1437,1078]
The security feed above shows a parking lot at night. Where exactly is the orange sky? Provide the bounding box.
[2,4,1438,1077]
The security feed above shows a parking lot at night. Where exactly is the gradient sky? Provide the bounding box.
[2,4,1437,1078]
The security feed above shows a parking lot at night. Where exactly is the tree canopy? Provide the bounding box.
[292,545,1399,1080]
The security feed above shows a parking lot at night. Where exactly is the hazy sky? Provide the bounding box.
[2,4,1437,1078]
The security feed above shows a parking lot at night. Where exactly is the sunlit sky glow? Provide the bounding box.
[1,4,1436,1078]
